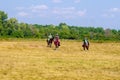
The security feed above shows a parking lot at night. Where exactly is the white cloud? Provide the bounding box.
[52,0,62,3]
[30,5,49,17]
[102,8,120,18]
[18,12,29,17]
[16,5,87,19]
[77,9,87,17]
[53,7,87,19]
[102,14,115,18]
[53,7,75,14]
[16,5,49,18]
[110,8,120,12]
[16,7,25,10]
[16,4,48,12]
[30,5,48,12]
[74,0,81,3]
[52,7,76,19]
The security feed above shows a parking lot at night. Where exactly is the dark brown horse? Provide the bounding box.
[82,40,89,50]
[47,37,54,47]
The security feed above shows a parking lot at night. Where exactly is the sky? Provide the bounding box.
[0,0,120,30]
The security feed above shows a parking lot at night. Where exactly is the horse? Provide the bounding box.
[82,40,89,50]
[46,37,54,47]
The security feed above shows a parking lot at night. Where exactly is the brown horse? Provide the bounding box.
[47,37,54,47]
[82,40,89,50]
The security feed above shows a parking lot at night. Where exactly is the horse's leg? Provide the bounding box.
[54,42,56,50]
[55,43,58,48]
[54,43,58,50]
[87,46,89,50]
[83,45,85,50]
[50,40,53,47]
[85,46,87,50]
[54,45,57,50]
[47,40,49,47]
[57,42,59,48]
[56,45,58,48]
[48,40,51,47]
[58,42,60,46]
[50,42,52,47]
[85,45,89,50]
[84,46,85,50]
[48,42,50,47]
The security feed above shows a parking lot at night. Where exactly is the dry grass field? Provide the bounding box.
[0,40,120,80]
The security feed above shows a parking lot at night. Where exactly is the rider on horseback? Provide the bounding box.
[48,33,53,41]
[47,33,53,47]
[54,33,60,48]
[82,37,89,50]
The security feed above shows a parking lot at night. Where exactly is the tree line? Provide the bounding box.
[0,10,120,41]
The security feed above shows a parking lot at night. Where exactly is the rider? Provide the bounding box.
[47,33,53,47]
[54,33,60,46]
[83,38,89,46]
[48,33,53,41]
[82,37,89,50]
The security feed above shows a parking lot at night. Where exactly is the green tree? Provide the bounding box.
[0,11,8,36]
[0,10,8,27]
[5,18,19,37]
[58,23,70,39]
